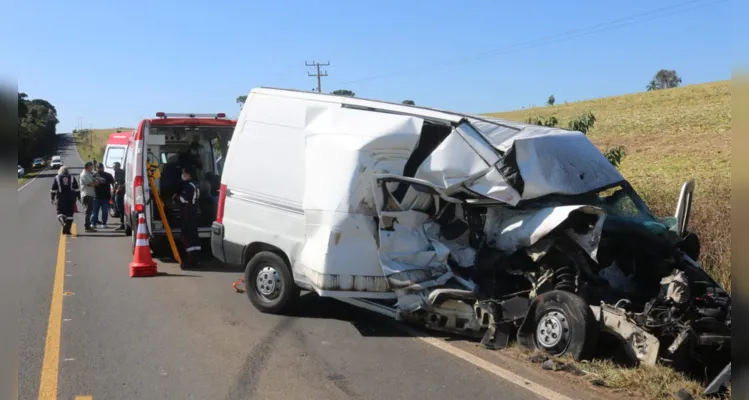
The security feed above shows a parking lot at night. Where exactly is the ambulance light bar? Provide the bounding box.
[155,112,227,119]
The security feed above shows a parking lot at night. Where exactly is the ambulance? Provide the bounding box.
[122,112,235,252]
[103,131,131,218]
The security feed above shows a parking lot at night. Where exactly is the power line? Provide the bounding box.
[306,61,330,93]
[335,0,726,86]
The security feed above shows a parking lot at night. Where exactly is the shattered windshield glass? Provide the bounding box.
[594,186,655,220]
[520,184,655,221]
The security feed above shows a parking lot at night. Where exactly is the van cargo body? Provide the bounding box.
[123,113,234,245]
[212,88,731,393]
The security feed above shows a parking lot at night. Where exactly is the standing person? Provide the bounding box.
[79,162,97,232]
[112,161,126,230]
[174,166,201,268]
[50,166,80,235]
[91,163,114,229]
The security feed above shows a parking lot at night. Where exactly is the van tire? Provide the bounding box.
[244,251,299,314]
[530,290,599,361]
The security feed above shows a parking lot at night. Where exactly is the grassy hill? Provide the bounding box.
[74,128,133,164]
[486,80,731,291]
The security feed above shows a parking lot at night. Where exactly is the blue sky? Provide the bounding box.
[5,0,733,133]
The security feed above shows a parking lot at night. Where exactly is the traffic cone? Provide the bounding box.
[129,213,158,277]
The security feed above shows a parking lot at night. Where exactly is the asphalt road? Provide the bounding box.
[17,135,620,400]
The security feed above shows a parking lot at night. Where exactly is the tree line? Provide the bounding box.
[18,93,59,166]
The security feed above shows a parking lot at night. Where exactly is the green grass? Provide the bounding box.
[74,128,132,164]
[486,80,731,292]
[18,169,42,186]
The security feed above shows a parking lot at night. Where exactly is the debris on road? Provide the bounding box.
[232,278,245,293]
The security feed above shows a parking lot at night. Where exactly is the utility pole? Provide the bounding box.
[305,61,329,93]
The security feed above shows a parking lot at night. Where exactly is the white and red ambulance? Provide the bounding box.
[122,112,235,252]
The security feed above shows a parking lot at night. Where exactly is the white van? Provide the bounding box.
[211,88,730,375]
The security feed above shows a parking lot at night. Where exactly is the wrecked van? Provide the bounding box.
[211,88,730,392]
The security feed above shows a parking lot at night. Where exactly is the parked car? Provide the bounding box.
[212,88,731,394]
[31,158,45,169]
[18,165,25,177]
[50,155,62,169]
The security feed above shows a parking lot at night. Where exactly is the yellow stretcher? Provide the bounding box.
[147,162,182,265]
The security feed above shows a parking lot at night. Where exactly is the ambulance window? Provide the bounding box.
[104,147,126,168]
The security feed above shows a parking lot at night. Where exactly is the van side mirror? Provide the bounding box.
[674,179,695,238]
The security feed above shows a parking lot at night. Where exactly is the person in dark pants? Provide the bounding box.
[112,161,126,230]
[79,162,97,232]
[50,166,80,235]
[174,167,201,268]
[91,163,115,228]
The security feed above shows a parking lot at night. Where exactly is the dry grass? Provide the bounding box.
[504,345,726,400]
[74,128,132,164]
[486,81,731,291]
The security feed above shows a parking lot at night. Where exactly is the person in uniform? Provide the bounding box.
[174,166,201,268]
[112,161,126,230]
[50,166,80,235]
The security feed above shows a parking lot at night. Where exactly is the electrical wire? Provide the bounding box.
[334,0,727,86]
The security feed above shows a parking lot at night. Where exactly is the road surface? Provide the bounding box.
[17,135,620,400]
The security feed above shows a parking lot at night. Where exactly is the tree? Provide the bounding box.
[17,92,59,166]
[547,95,555,106]
[646,69,682,91]
[567,111,596,135]
[402,100,415,105]
[526,115,558,127]
[603,146,626,168]
[236,95,247,108]
[331,89,355,97]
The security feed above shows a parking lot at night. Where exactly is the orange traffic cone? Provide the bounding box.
[129,213,158,277]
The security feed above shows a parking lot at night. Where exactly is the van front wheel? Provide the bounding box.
[245,251,299,314]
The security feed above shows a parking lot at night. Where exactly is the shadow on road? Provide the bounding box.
[155,272,202,278]
[273,292,457,340]
[75,233,128,238]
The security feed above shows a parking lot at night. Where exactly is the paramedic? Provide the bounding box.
[50,166,80,235]
[112,161,126,230]
[178,141,203,172]
[174,166,201,268]
[91,163,115,228]
[79,162,97,232]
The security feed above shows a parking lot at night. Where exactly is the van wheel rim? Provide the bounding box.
[536,311,570,351]
[256,265,281,300]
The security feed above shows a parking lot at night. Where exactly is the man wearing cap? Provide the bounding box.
[91,162,115,229]
[79,161,98,232]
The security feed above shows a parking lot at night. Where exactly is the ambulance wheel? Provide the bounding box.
[245,251,299,314]
[124,218,132,236]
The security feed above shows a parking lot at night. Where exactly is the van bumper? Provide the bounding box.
[211,222,226,263]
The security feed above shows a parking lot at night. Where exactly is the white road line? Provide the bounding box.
[397,325,574,400]
[18,166,50,192]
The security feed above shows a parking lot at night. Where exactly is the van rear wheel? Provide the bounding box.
[245,251,299,314]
